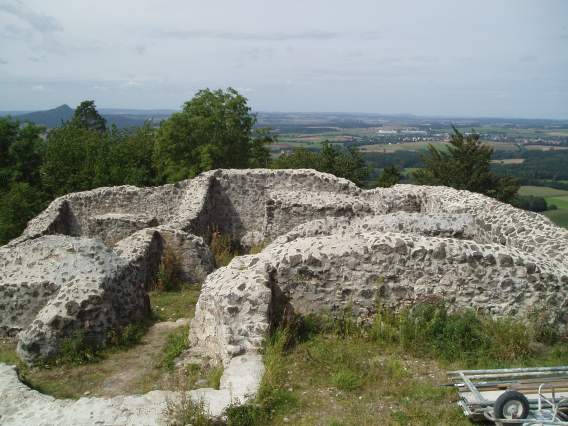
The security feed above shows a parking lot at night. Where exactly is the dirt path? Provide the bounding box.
[92,318,189,397]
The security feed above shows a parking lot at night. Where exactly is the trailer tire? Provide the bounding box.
[494,390,530,420]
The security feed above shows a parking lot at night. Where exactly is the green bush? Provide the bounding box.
[210,231,239,267]
[52,322,149,366]
[223,328,297,425]
[165,394,217,426]
[206,366,224,389]
[108,323,147,348]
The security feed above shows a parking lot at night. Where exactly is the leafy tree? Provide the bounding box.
[273,142,369,186]
[0,183,45,244]
[248,128,274,168]
[413,126,519,202]
[0,118,44,189]
[41,125,104,196]
[71,100,107,133]
[8,123,44,187]
[0,117,19,190]
[106,123,158,186]
[375,165,402,188]
[271,147,319,170]
[154,88,260,182]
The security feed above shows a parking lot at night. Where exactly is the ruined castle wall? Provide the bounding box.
[6,169,568,367]
[205,169,361,245]
[11,182,190,246]
[190,228,568,364]
[262,190,372,241]
[15,236,151,364]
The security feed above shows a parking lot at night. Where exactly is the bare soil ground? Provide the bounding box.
[0,319,188,399]
[93,318,189,397]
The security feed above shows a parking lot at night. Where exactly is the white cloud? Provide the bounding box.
[0,0,62,34]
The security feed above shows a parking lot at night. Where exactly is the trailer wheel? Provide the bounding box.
[494,390,530,420]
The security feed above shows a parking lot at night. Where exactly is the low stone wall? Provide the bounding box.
[0,354,264,425]
[189,221,568,364]
[86,213,159,246]
[7,236,151,364]
[1,226,214,363]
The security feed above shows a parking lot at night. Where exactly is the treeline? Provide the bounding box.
[493,150,568,183]
[0,88,524,244]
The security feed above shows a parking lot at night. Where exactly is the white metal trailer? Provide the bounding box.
[448,367,568,425]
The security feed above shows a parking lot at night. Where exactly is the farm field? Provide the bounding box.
[490,158,525,165]
[546,196,568,210]
[359,141,443,153]
[518,186,568,228]
[518,186,568,197]
[544,209,568,228]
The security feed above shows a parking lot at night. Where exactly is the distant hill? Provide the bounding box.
[8,105,172,129]
[4,107,566,130]
[18,104,74,128]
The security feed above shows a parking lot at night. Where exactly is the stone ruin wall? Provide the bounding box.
[1,169,567,366]
[197,169,363,245]
[188,213,568,364]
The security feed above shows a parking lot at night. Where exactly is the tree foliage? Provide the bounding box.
[511,195,550,212]
[273,142,369,186]
[41,125,104,196]
[413,126,519,202]
[71,100,107,133]
[0,183,44,243]
[154,88,270,182]
[0,118,48,243]
[375,166,402,188]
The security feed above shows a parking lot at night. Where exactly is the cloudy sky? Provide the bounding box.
[0,0,567,118]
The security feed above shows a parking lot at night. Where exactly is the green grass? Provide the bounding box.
[254,326,467,425]
[149,284,201,321]
[0,340,20,365]
[546,196,568,209]
[519,185,568,197]
[225,303,568,426]
[160,326,189,370]
[517,186,568,229]
[368,303,565,367]
[545,209,568,227]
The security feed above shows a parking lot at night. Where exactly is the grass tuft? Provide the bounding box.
[369,301,549,366]
[160,326,189,371]
[331,368,362,391]
[210,231,239,267]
